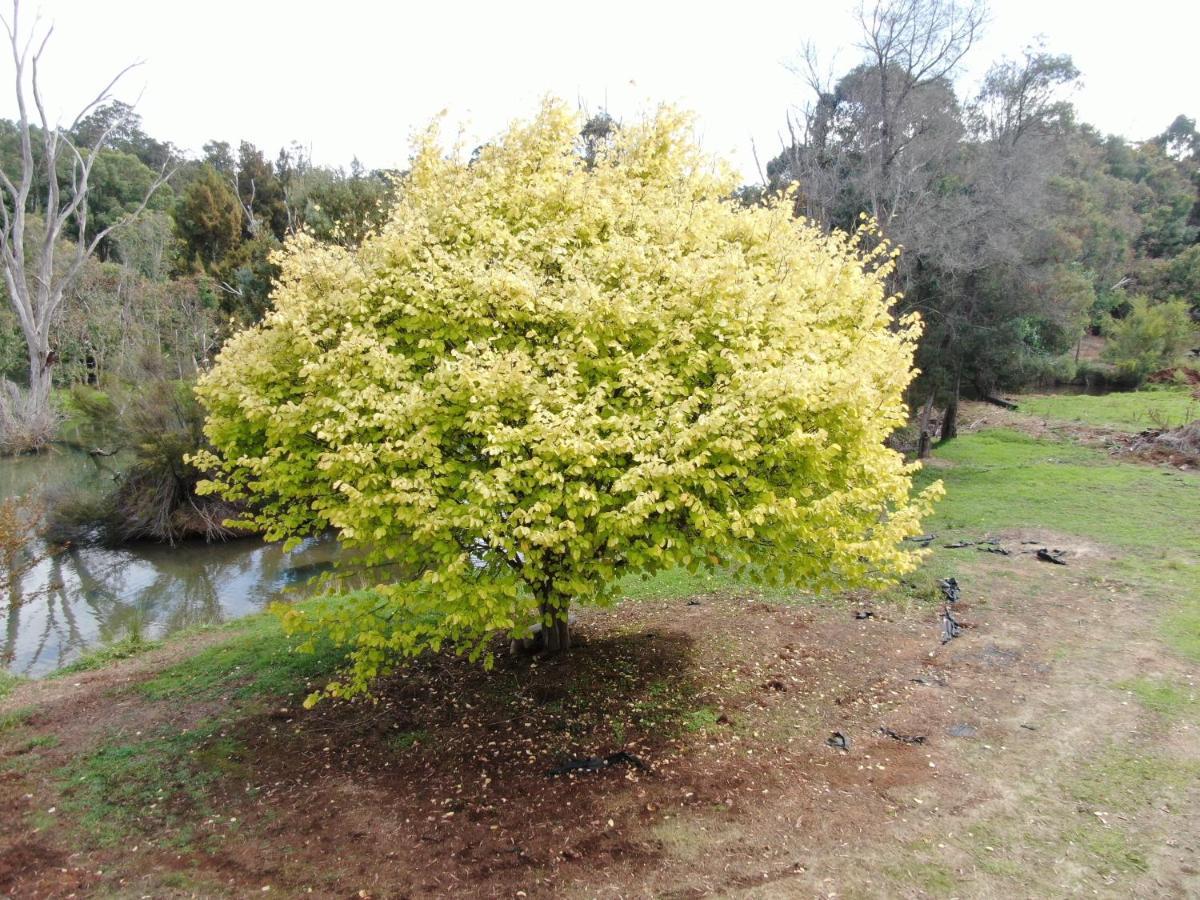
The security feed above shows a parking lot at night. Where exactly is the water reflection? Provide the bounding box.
[1,449,338,676]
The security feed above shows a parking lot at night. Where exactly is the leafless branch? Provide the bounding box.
[0,0,168,422]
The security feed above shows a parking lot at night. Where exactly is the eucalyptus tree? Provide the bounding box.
[0,0,171,447]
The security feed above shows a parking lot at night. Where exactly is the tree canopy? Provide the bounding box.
[192,101,940,703]
[768,4,1199,431]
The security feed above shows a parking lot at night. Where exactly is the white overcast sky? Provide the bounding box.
[4,0,1197,182]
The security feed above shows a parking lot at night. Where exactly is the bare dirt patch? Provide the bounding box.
[959,400,1124,446]
[1146,366,1200,390]
[1076,333,1107,363]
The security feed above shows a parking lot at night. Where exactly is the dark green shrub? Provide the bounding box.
[1103,297,1197,385]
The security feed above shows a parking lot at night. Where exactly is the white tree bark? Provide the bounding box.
[0,0,172,431]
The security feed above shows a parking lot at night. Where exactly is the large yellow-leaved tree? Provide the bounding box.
[193,101,940,703]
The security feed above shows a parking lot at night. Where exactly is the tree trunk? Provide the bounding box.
[916,391,935,459]
[538,598,570,652]
[25,341,53,420]
[510,598,571,654]
[916,429,931,460]
[940,376,960,443]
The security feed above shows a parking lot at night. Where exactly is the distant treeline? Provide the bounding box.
[745,10,1198,423]
[0,100,396,388]
[0,0,1197,417]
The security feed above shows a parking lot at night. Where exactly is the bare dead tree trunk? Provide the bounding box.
[0,0,172,439]
[233,175,260,238]
[916,390,935,459]
[25,342,52,417]
[852,0,987,225]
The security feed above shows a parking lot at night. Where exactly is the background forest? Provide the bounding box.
[0,0,1197,540]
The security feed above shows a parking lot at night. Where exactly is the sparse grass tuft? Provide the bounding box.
[58,720,243,847]
[876,569,946,610]
[0,670,23,700]
[1065,825,1149,875]
[1116,677,1199,718]
[681,706,720,733]
[136,613,345,702]
[1165,600,1200,663]
[650,818,717,863]
[1068,748,1199,811]
[0,705,34,733]
[388,729,429,752]
[55,634,163,675]
[13,734,58,753]
[884,857,958,895]
[625,679,699,734]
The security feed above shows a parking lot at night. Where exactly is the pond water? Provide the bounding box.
[1,449,336,677]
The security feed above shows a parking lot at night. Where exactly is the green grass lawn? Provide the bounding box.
[919,428,1200,553]
[1018,387,1199,432]
[134,612,345,702]
[919,428,1200,660]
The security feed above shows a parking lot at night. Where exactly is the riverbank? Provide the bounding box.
[1,393,1198,897]
[0,441,340,675]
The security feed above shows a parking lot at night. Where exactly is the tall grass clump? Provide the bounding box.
[0,377,60,455]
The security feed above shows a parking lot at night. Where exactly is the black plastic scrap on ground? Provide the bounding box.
[905,533,937,545]
[879,726,926,744]
[945,537,1069,566]
[938,577,960,604]
[938,576,964,643]
[944,537,1000,549]
[547,751,650,777]
[1036,548,1068,565]
[941,606,963,643]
